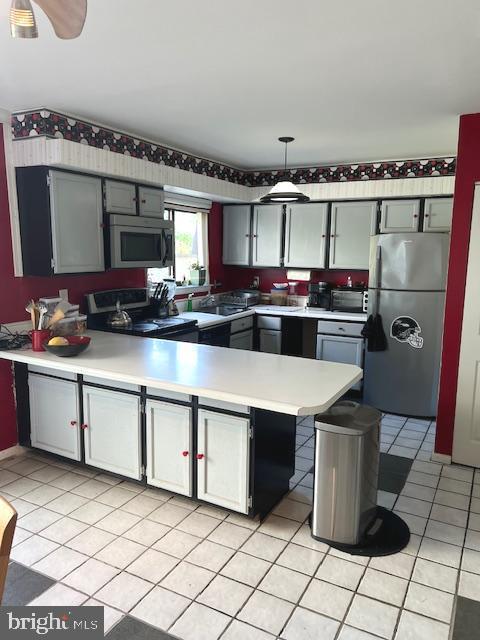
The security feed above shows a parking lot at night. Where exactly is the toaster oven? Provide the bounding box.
[330,288,368,313]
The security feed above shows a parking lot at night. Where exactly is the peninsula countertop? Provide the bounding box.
[0,330,362,416]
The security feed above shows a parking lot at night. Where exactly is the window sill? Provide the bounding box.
[174,285,211,295]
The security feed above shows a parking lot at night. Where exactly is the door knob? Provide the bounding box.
[182,451,189,457]
[196,453,205,460]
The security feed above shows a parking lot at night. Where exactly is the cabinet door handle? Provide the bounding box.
[196,453,205,460]
[70,420,77,427]
[80,424,88,430]
[182,451,189,457]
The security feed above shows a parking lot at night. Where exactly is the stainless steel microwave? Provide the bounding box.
[330,288,368,313]
[109,215,174,269]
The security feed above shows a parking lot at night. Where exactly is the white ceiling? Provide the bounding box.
[1,0,479,169]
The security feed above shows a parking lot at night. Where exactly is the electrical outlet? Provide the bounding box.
[59,289,69,301]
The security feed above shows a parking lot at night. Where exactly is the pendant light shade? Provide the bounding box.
[260,137,309,204]
[10,0,38,38]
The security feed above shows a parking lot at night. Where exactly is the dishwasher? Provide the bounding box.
[198,323,231,347]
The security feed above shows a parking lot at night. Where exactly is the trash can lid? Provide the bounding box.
[314,401,381,436]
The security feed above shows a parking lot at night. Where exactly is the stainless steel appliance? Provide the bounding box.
[220,290,260,307]
[311,401,380,546]
[86,288,198,342]
[308,282,331,309]
[364,233,450,417]
[109,215,174,269]
[330,287,368,313]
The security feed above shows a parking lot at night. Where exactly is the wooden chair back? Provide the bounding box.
[0,496,17,604]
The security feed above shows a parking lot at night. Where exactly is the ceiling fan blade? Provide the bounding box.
[32,0,87,39]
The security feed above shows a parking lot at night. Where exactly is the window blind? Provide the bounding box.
[164,191,212,212]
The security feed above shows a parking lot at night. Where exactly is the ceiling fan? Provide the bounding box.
[10,0,87,39]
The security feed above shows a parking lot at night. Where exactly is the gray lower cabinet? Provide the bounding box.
[316,334,364,391]
[230,329,253,350]
[329,201,377,269]
[197,409,250,513]
[82,386,142,480]
[145,399,193,496]
[29,373,81,461]
[260,329,282,354]
[380,199,420,233]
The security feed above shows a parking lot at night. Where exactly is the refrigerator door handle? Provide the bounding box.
[373,245,382,315]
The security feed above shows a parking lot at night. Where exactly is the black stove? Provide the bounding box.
[85,288,199,342]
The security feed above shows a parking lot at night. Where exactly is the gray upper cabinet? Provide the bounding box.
[105,180,137,215]
[223,205,251,266]
[284,202,328,268]
[329,201,376,269]
[252,204,283,267]
[380,199,420,233]
[423,197,453,232]
[139,186,165,218]
[50,171,104,274]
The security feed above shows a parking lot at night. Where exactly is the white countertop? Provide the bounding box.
[0,331,362,416]
[178,306,367,329]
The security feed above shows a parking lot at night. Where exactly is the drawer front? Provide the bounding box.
[316,321,364,337]
[231,316,254,334]
[257,315,282,330]
[198,397,250,415]
[146,387,191,403]
[28,365,77,381]
[82,375,140,393]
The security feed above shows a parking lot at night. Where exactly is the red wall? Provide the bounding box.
[0,128,146,451]
[436,113,480,456]
[208,202,368,295]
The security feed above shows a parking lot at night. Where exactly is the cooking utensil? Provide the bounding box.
[37,302,48,330]
[25,300,38,330]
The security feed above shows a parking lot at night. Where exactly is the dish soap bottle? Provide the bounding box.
[346,275,353,288]
[186,293,194,312]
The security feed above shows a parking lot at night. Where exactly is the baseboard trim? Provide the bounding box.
[431,452,452,465]
[0,444,27,460]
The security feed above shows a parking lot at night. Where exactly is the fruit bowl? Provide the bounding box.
[44,335,91,357]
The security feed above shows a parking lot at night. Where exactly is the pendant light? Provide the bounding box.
[260,137,309,203]
[10,0,38,38]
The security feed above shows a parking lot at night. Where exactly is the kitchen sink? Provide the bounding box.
[199,304,248,316]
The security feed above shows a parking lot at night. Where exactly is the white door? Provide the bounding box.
[29,374,81,460]
[329,201,377,269]
[423,197,453,232]
[145,400,192,496]
[316,334,364,390]
[230,330,253,350]
[197,410,250,513]
[380,199,420,233]
[453,185,480,465]
[252,204,283,267]
[139,186,165,218]
[105,180,137,215]
[223,205,251,265]
[49,171,104,274]
[83,387,142,479]
[284,202,328,268]
[259,329,282,354]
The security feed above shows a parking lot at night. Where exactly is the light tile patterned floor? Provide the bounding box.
[1,414,479,639]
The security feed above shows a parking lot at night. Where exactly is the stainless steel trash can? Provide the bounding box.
[311,401,381,546]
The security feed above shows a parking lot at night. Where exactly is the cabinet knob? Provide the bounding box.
[132,197,138,202]
[245,234,250,237]
[330,234,336,238]
[253,234,258,238]
[196,453,205,460]
[321,234,326,238]
[182,450,189,457]
[70,420,77,427]
[141,199,146,204]
[100,223,107,229]
[413,214,418,218]
[425,214,429,217]
[80,424,88,430]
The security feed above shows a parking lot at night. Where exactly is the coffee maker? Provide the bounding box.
[307,282,331,309]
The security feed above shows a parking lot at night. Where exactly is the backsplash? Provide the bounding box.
[11,109,456,186]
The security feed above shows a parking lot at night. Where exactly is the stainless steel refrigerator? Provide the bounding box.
[363,233,450,417]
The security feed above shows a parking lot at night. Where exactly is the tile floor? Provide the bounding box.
[1,413,480,639]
